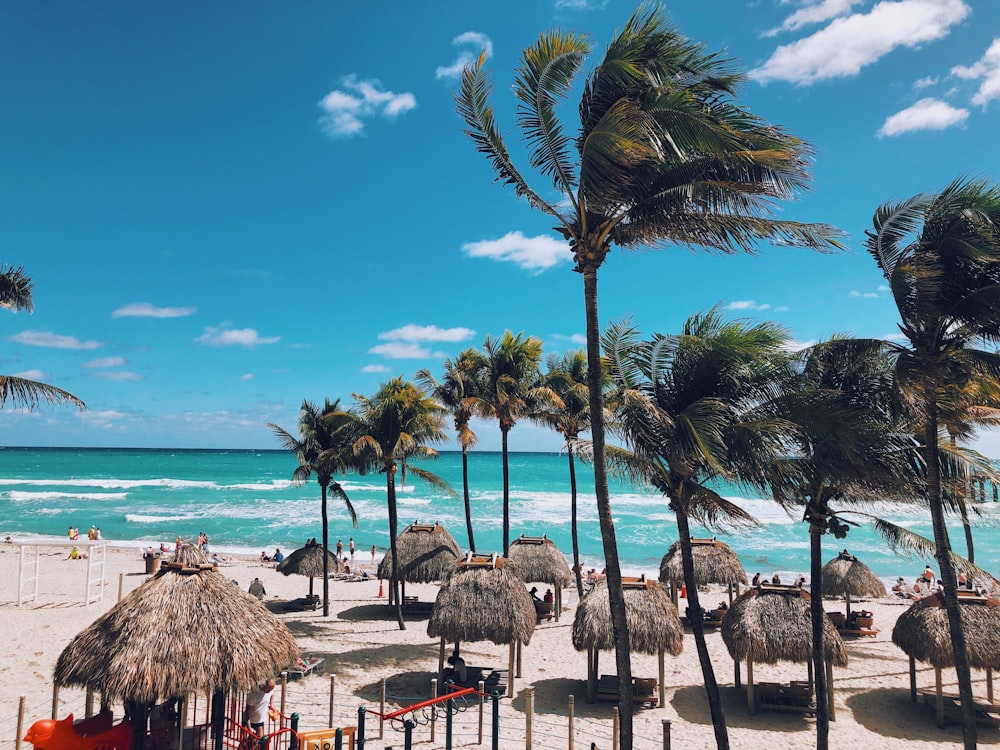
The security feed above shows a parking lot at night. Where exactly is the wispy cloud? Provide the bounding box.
[240,373,254,381]
[9,330,101,350]
[13,369,47,379]
[751,0,970,85]
[554,0,608,8]
[112,303,196,319]
[196,326,280,347]
[952,38,1000,107]
[849,284,890,298]
[436,32,493,80]
[318,75,416,138]
[462,231,572,272]
[763,0,863,37]
[878,97,968,136]
[550,333,587,345]
[368,342,438,359]
[726,300,772,312]
[78,409,126,429]
[94,371,143,382]
[361,364,391,373]
[914,75,938,90]
[378,324,475,343]
[85,356,126,368]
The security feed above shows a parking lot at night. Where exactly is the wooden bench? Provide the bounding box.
[756,681,816,715]
[534,601,553,623]
[402,596,434,615]
[597,674,658,706]
[921,692,1000,727]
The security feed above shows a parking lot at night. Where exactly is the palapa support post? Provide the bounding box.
[734,658,741,688]
[746,659,756,714]
[478,680,486,745]
[568,694,575,750]
[909,655,917,702]
[85,687,94,718]
[118,572,124,602]
[612,707,619,750]
[661,719,671,750]
[658,650,665,707]
[178,697,188,750]
[280,672,287,716]
[51,684,59,720]
[826,660,836,721]
[430,678,438,742]
[516,640,522,678]
[988,667,994,705]
[438,637,447,683]
[492,691,500,750]
[525,686,534,750]
[508,642,515,698]
[211,689,225,750]
[328,673,336,728]
[935,667,945,729]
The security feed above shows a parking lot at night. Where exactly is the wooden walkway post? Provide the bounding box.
[327,674,336,728]
[16,696,25,750]
[568,694,575,750]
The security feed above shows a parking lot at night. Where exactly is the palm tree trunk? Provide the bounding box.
[502,427,510,556]
[925,388,976,747]
[568,445,583,597]
[387,464,406,631]
[675,507,729,750]
[580,261,634,750]
[462,447,475,551]
[809,519,829,750]
[321,483,330,618]
[951,435,975,563]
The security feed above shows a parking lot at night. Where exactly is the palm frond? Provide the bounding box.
[870,516,998,587]
[0,376,85,410]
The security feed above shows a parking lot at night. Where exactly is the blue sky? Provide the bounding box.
[3,0,1000,453]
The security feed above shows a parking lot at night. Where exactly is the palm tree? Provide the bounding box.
[865,176,1000,749]
[603,310,793,750]
[417,348,488,551]
[0,265,85,411]
[455,9,840,745]
[768,338,917,750]
[534,349,594,595]
[268,399,359,617]
[347,377,452,630]
[471,331,548,555]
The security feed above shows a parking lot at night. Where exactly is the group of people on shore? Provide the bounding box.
[891,564,987,599]
[66,525,102,541]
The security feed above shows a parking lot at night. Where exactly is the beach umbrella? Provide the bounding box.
[427,553,535,697]
[892,591,1000,727]
[277,541,345,598]
[571,577,683,707]
[506,534,572,621]
[54,544,298,750]
[658,537,747,604]
[377,521,461,603]
[821,549,886,620]
[721,584,847,716]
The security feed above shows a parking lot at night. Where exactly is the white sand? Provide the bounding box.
[0,543,991,749]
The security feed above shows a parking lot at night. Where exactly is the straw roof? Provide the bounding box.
[658,538,748,587]
[721,587,847,666]
[507,535,572,587]
[892,594,1000,669]
[54,545,299,705]
[427,557,535,646]
[572,579,684,656]
[277,543,345,578]
[378,522,461,583]
[821,550,886,599]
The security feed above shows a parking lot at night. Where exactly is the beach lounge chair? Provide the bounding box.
[287,656,325,679]
[534,600,553,623]
[596,675,658,706]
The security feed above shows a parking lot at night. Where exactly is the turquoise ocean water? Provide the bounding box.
[0,447,997,586]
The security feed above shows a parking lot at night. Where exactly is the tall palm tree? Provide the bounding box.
[417,348,488,551]
[268,398,359,617]
[603,311,793,750]
[0,265,85,411]
[534,349,593,595]
[865,176,1000,749]
[471,331,547,555]
[768,338,917,750]
[455,9,840,745]
[347,377,452,630]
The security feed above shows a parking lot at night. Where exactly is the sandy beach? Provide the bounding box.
[0,543,994,750]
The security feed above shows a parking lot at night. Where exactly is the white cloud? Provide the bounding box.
[318,75,417,138]
[112,303,196,319]
[462,231,572,272]
[13,369,47,379]
[878,97,968,136]
[764,0,863,37]
[368,342,440,359]
[436,32,493,80]
[751,0,970,85]
[9,330,101,350]
[94,371,143,382]
[196,327,280,347]
[726,300,772,311]
[550,333,587,345]
[78,409,126,429]
[378,324,476,343]
[85,356,126,368]
[913,75,937,90]
[952,38,1000,107]
[240,373,254,381]
[849,290,880,298]
[554,0,608,8]
[361,364,391,373]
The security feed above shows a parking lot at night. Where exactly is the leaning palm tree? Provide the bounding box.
[417,348,488,551]
[346,377,453,630]
[455,9,840,746]
[268,398,359,617]
[0,264,85,411]
[865,176,1000,750]
[604,311,793,750]
[471,331,548,555]
[534,349,595,595]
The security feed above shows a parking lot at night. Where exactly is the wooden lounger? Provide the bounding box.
[597,674,658,706]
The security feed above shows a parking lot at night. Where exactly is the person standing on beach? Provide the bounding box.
[371,544,376,564]
[336,539,343,557]
[349,537,355,561]
[242,679,277,738]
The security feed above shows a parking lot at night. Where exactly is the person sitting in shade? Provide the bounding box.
[892,577,908,597]
[751,572,761,586]
[248,578,266,599]
[771,573,782,585]
[529,586,542,603]
[446,651,468,685]
[543,588,554,605]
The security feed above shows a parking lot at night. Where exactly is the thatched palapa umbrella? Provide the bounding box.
[722,584,847,716]
[821,549,886,621]
[659,537,747,605]
[277,540,345,598]
[892,591,1000,727]
[427,553,535,697]
[377,521,461,603]
[54,545,299,750]
[572,577,683,707]
[507,534,572,621]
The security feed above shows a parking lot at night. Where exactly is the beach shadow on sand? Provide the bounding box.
[845,687,1000,744]
[669,685,817,731]
[337,603,432,622]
